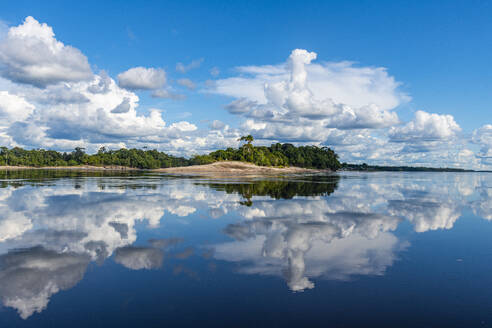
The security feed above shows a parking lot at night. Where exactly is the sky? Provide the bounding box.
[0,0,491,169]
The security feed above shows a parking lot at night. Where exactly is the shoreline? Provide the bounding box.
[0,165,138,171]
[0,161,329,175]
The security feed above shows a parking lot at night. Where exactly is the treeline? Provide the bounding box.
[0,147,188,169]
[191,142,341,170]
[0,138,341,170]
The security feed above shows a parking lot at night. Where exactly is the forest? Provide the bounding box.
[0,136,342,170]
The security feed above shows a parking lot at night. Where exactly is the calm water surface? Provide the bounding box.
[0,170,491,327]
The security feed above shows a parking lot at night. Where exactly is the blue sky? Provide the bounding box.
[0,0,491,168]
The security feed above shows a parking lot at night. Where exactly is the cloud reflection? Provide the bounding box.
[0,247,90,319]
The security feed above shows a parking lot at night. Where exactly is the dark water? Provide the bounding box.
[0,170,491,327]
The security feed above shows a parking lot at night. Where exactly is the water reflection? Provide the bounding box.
[0,171,491,319]
[0,247,90,319]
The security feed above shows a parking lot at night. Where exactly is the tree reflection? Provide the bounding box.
[201,175,340,205]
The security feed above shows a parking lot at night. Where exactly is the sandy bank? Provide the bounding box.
[0,161,331,175]
[154,161,329,175]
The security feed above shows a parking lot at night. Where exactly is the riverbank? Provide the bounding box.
[0,161,329,175]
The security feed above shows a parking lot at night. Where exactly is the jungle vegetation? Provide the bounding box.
[0,146,189,169]
[190,135,341,170]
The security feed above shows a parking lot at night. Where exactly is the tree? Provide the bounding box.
[238,135,254,144]
[71,147,87,164]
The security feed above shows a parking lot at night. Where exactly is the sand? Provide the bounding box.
[154,161,329,175]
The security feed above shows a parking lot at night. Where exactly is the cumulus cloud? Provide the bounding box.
[225,98,258,114]
[117,67,166,90]
[110,97,131,114]
[87,70,111,94]
[176,58,203,73]
[209,120,226,130]
[472,125,492,161]
[0,69,221,153]
[0,16,92,87]
[208,49,406,145]
[0,17,219,153]
[389,110,461,143]
[36,85,90,105]
[151,88,186,100]
[0,91,34,126]
[210,66,220,77]
[177,78,196,90]
[204,48,486,168]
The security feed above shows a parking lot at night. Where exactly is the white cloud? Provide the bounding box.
[211,49,408,112]
[208,49,405,146]
[0,16,92,87]
[151,88,186,100]
[389,110,461,142]
[210,66,220,77]
[110,97,131,114]
[117,67,166,90]
[209,120,226,130]
[472,125,492,160]
[0,71,227,154]
[177,78,196,90]
[87,70,111,94]
[176,58,203,73]
[203,48,487,168]
[0,18,213,153]
[170,121,197,132]
[0,91,35,126]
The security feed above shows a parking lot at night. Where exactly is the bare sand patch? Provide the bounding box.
[153,161,329,175]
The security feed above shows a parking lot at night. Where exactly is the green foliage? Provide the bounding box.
[207,143,341,170]
[0,147,189,169]
[238,135,254,144]
[190,154,216,165]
